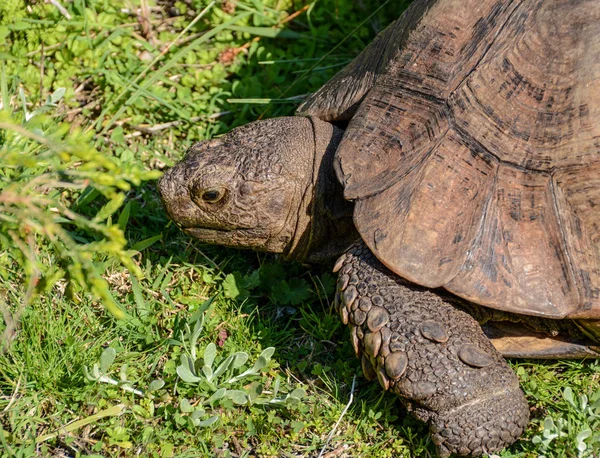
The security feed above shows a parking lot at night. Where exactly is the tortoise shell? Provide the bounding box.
[300,0,600,319]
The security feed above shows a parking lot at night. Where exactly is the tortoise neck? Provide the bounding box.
[285,117,358,263]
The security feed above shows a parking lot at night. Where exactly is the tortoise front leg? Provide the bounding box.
[334,242,529,457]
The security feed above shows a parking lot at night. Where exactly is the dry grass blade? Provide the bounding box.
[317,375,357,458]
[99,1,220,133]
[48,0,72,19]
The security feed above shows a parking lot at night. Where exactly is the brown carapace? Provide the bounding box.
[301,0,600,330]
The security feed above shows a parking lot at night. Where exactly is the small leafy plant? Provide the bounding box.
[532,386,600,457]
[174,299,305,406]
[0,86,160,333]
[85,298,305,430]
[84,347,163,398]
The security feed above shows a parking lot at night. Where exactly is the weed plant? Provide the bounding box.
[0,1,599,457]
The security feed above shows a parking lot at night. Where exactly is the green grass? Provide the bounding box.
[0,1,599,457]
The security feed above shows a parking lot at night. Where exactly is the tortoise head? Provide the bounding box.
[158,116,355,261]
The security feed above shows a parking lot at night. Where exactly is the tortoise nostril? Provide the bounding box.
[239,182,256,197]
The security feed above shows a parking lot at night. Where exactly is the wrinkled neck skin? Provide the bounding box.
[287,117,358,263]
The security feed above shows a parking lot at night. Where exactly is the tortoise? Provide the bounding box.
[158,0,600,455]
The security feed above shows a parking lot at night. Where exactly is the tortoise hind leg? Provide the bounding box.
[576,319,600,344]
[335,242,529,457]
[483,322,600,359]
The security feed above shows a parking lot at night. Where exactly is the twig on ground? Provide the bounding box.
[26,43,60,57]
[321,444,351,458]
[317,374,357,458]
[138,0,158,46]
[3,375,22,413]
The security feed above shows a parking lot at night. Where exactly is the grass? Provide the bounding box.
[0,0,599,457]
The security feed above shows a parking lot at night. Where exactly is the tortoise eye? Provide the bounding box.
[201,189,224,203]
[190,184,228,207]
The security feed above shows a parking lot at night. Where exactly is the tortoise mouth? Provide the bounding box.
[183,227,238,244]
[183,226,231,237]
[183,226,278,252]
